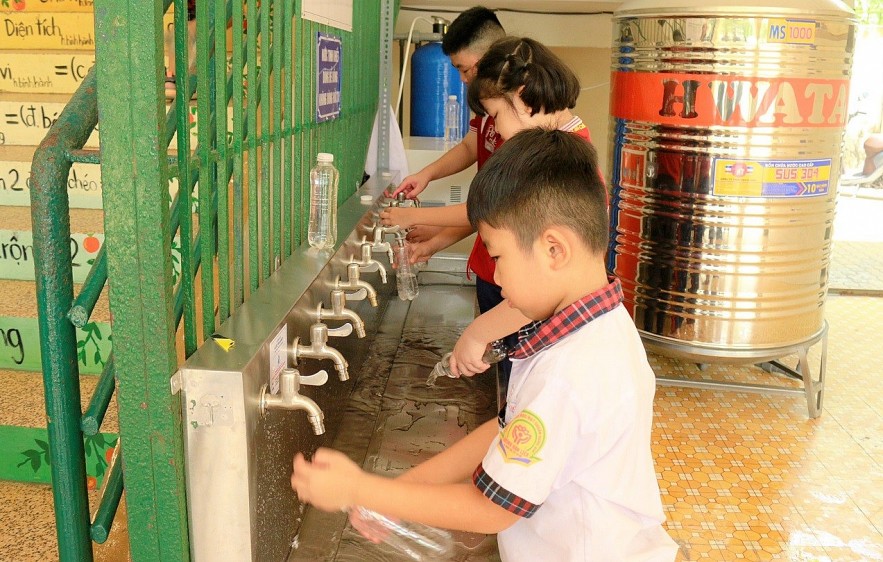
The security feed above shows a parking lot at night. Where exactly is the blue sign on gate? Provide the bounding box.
[316,32,342,122]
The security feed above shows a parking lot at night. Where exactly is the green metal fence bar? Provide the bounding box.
[89,449,124,544]
[247,0,259,293]
[215,0,231,321]
[196,0,215,336]
[67,149,102,164]
[173,0,198,357]
[308,20,316,174]
[293,6,304,247]
[260,0,271,278]
[67,245,108,328]
[81,355,116,436]
[232,0,245,307]
[272,0,283,266]
[93,0,190,556]
[30,67,98,562]
[282,0,293,257]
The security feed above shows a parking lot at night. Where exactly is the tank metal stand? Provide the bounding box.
[645,322,828,419]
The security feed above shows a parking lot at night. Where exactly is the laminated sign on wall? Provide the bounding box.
[316,32,341,123]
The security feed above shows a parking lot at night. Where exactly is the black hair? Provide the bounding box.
[467,37,580,117]
[441,6,505,56]
[467,128,608,254]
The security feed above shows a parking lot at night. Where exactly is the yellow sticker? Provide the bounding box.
[497,410,546,466]
[211,333,235,352]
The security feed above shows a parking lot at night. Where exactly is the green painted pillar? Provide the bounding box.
[93,0,190,559]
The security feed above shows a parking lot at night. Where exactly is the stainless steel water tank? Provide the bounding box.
[608,0,856,351]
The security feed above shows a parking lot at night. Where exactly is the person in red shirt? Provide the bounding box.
[383,7,506,255]
[383,37,593,390]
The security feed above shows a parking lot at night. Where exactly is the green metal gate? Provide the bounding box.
[30,0,384,558]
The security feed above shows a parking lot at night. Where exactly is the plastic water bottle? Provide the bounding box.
[393,237,419,301]
[307,153,339,250]
[426,339,507,386]
[351,506,454,561]
[444,95,461,148]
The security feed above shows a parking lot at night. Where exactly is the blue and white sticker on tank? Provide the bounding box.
[713,158,831,197]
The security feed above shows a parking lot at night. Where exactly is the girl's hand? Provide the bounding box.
[291,448,362,513]
[379,207,417,230]
[388,173,430,198]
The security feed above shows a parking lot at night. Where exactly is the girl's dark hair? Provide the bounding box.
[467,37,580,117]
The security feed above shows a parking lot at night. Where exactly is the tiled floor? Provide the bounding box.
[2,191,882,561]
[653,295,883,561]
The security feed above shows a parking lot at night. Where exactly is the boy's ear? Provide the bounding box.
[541,228,571,270]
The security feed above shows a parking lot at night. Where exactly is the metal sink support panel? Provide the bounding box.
[173,174,405,561]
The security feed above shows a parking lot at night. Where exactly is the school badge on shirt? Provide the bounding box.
[497,410,546,466]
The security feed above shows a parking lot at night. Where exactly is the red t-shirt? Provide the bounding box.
[472,114,503,168]
[467,117,593,284]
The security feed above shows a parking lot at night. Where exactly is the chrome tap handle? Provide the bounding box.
[299,369,329,386]
[326,323,354,337]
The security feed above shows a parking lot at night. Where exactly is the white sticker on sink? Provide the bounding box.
[269,325,287,395]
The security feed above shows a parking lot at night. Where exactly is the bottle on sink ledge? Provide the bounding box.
[307,152,339,250]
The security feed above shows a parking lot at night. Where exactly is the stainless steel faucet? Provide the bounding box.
[392,192,420,207]
[316,290,366,337]
[371,225,397,263]
[291,322,350,381]
[351,239,388,284]
[335,262,378,307]
[260,367,326,434]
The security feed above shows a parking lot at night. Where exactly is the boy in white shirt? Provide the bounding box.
[291,128,678,561]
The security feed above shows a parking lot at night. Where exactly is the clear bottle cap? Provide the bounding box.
[447,95,457,101]
[317,152,334,163]
[360,194,373,204]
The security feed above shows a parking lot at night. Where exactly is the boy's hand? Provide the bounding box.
[291,448,361,512]
[379,207,417,230]
[450,331,491,377]
[388,173,430,198]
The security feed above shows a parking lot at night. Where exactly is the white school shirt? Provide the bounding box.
[473,304,678,561]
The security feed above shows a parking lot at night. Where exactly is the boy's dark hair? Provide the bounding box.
[441,6,505,56]
[467,37,580,117]
[468,128,608,255]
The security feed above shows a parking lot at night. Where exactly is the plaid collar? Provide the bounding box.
[509,278,623,360]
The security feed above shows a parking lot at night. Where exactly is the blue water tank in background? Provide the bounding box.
[410,41,469,138]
